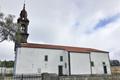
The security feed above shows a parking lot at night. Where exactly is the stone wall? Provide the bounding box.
[59,75,120,80]
[111,66,120,74]
[42,73,120,80]
[1,73,120,80]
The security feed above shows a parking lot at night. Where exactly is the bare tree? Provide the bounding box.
[0,13,19,42]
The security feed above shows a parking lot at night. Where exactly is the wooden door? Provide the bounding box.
[58,65,63,76]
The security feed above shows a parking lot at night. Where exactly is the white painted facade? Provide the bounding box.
[70,52,91,75]
[14,44,111,75]
[15,48,69,75]
[90,52,111,74]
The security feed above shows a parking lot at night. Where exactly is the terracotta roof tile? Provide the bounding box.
[20,43,109,53]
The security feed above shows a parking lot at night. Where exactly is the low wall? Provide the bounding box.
[42,73,120,80]
[59,74,120,80]
[111,66,120,74]
[1,73,120,80]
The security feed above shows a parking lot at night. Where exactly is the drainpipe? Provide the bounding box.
[68,51,71,75]
[89,52,92,75]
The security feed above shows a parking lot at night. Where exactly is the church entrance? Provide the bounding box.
[58,65,63,76]
[103,66,107,74]
[103,62,107,74]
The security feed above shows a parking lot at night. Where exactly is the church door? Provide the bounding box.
[103,66,107,74]
[58,65,63,76]
[103,62,107,74]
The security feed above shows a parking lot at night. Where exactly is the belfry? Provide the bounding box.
[17,4,29,43]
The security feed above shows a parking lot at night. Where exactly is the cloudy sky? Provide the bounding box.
[0,0,120,61]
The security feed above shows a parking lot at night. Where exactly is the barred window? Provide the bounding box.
[45,55,48,61]
[91,61,94,67]
[60,56,63,62]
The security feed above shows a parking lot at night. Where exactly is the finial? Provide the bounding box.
[23,4,25,10]
[24,0,25,4]
[23,0,25,9]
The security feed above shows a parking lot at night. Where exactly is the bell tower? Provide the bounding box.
[17,4,29,43]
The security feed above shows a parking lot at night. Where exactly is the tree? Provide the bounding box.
[0,60,14,68]
[110,60,120,66]
[0,12,19,42]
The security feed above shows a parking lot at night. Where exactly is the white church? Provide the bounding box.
[14,4,111,75]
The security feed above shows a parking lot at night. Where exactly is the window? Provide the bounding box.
[103,62,106,66]
[91,61,94,67]
[45,55,48,61]
[60,56,63,62]
[103,62,105,65]
[65,62,67,68]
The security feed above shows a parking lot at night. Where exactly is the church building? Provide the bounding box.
[14,4,111,75]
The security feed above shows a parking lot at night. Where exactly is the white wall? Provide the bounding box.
[14,47,111,75]
[70,52,91,75]
[90,52,111,74]
[15,47,69,75]
[0,67,13,74]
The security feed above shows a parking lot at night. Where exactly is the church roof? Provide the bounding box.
[19,43,109,53]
